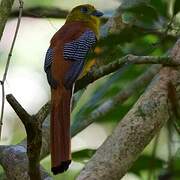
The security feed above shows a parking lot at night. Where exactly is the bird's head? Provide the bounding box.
[66,4,103,37]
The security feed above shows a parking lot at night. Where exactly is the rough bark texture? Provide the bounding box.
[0,0,14,41]
[76,40,180,180]
[0,145,51,180]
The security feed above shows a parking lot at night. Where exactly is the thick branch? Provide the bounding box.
[76,40,180,180]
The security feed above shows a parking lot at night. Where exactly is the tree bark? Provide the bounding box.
[0,0,14,40]
[76,40,180,180]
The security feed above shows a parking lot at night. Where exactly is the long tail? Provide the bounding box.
[50,86,72,175]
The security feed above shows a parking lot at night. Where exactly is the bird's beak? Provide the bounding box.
[91,10,104,17]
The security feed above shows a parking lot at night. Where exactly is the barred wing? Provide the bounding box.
[63,30,97,89]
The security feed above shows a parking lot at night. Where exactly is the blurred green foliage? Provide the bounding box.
[72,149,96,163]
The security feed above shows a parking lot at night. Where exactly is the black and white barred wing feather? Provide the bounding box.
[63,29,97,89]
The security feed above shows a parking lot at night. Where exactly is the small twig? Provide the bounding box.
[0,0,23,139]
[167,122,173,165]
[2,0,23,83]
[0,85,5,127]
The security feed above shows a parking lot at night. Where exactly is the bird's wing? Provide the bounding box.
[63,29,97,89]
[44,48,58,88]
[44,48,53,72]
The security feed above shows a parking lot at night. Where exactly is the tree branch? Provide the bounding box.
[0,145,51,180]
[5,94,51,180]
[75,55,173,91]
[10,6,68,19]
[76,39,180,180]
[35,101,51,124]
[9,6,108,23]
[0,0,15,40]
[6,94,30,124]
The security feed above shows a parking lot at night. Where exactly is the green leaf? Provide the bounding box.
[129,155,165,175]
[72,149,96,163]
[173,0,180,15]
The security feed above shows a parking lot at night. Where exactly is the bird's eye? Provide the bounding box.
[80,7,88,13]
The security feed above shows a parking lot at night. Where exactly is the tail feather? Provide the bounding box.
[51,86,72,174]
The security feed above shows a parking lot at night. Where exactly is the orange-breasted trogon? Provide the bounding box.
[44,4,103,175]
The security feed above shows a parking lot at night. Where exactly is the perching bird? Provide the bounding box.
[44,4,103,175]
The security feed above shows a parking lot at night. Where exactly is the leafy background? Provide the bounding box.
[0,0,180,179]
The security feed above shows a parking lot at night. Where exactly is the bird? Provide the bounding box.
[44,4,103,175]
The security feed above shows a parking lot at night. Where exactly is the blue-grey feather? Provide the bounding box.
[44,48,58,88]
[44,48,53,72]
